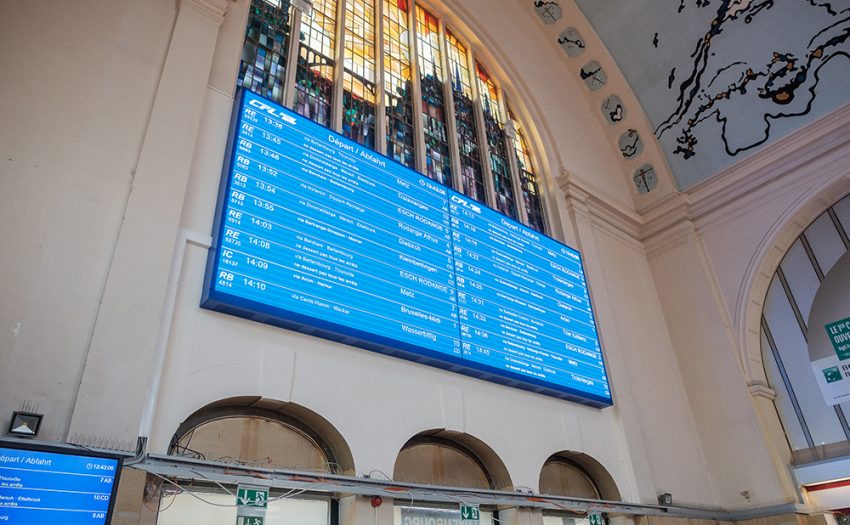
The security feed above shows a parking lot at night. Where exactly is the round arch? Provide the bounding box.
[538,451,621,501]
[393,429,513,490]
[169,397,356,475]
[733,178,850,501]
[738,176,850,386]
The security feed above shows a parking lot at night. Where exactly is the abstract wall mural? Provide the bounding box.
[633,164,658,194]
[535,1,562,24]
[601,95,626,125]
[618,129,643,159]
[558,27,586,57]
[580,60,607,90]
[573,0,850,188]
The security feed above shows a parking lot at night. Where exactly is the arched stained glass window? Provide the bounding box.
[294,0,338,127]
[236,0,549,233]
[510,108,546,233]
[239,0,294,104]
[476,64,516,219]
[383,0,415,168]
[342,0,377,147]
[415,6,452,187]
[445,30,485,204]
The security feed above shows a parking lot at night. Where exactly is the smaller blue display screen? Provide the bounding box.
[202,90,612,407]
[0,445,121,524]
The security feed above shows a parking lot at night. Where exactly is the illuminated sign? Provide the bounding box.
[202,90,612,407]
[0,442,122,524]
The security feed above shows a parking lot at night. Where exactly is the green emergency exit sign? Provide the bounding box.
[460,505,480,521]
[237,486,268,508]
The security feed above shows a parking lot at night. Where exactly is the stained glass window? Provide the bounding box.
[342,0,377,147]
[510,108,546,232]
[237,0,548,234]
[445,30,485,204]
[294,0,337,127]
[383,0,415,168]
[415,6,452,186]
[239,0,294,104]
[477,63,516,219]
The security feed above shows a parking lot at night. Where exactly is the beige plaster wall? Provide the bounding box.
[0,0,177,441]
[644,105,850,507]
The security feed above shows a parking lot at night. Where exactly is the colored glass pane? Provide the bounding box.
[294,0,337,127]
[383,0,415,167]
[477,63,515,218]
[342,0,377,147]
[446,30,484,203]
[239,0,294,104]
[415,6,452,186]
[510,108,546,233]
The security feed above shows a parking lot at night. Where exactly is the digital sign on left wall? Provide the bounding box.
[0,442,122,524]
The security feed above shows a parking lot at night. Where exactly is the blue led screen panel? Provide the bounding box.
[448,193,609,401]
[0,442,122,525]
[203,90,612,407]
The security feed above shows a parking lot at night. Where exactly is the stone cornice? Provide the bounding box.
[747,381,777,401]
[638,100,850,254]
[558,170,644,252]
[179,0,229,26]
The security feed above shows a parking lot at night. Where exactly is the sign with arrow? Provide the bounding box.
[460,505,480,523]
[237,486,268,509]
[236,485,269,524]
[588,513,604,525]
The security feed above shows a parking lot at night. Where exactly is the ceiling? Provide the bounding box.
[571,0,850,189]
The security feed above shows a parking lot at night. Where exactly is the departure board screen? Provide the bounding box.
[202,90,611,407]
[0,443,121,524]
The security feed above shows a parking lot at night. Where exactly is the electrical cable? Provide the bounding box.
[144,470,329,511]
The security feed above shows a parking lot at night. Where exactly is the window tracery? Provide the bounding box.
[238,0,547,232]
[342,0,377,147]
[294,0,338,127]
[383,0,416,167]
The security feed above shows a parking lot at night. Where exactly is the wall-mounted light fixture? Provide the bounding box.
[8,411,43,437]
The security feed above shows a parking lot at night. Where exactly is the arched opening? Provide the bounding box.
[393,429,512,490]
[758,193,850,461]
[538,452,620,525]
[168,398,354,474]
[540,457,600,500]
[152,398,353,525]
[391,430,511,525]
[755,193,850,512]
[539,451,620,501]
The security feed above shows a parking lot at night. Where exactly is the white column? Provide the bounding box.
[67,0,229,444]
[498,507,545,525]
[608,515,636,525]
[339,495,395,525]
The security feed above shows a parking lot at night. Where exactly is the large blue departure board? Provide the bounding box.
[0,442,121,524]
[202,90,612,407]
